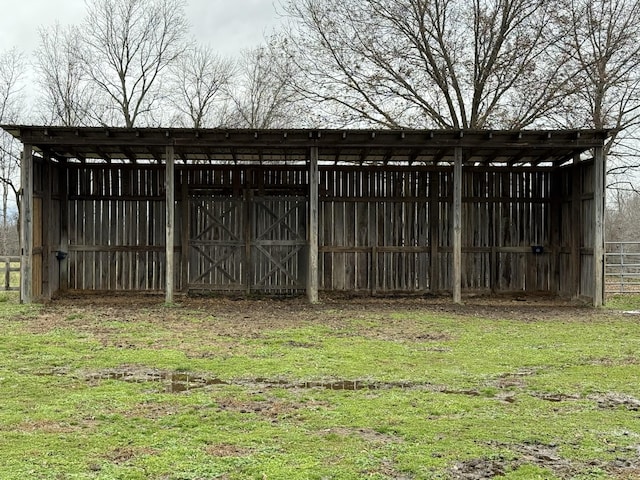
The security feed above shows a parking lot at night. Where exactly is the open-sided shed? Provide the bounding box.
[1,126,608,305]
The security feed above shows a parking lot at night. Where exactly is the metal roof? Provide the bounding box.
[1,125,610,167]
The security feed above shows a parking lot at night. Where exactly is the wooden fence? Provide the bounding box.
[606,242,640,294]
[0,256,20,291]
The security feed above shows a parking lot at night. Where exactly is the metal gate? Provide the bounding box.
[188,193,307,293]
[606,242,640,294]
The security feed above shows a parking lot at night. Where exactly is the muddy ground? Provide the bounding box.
[35,291,627,331]
[18,292,640,479]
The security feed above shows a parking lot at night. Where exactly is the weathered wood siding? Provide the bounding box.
[52,162,593,296]
[319,167,433,292]
[556,160,596,300]
[32,157,64,299]
[67,165,172,291]
[319,166,557,293]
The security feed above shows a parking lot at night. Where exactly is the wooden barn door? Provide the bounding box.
[188,196,245,291]
[187,192,307,293]
[250,195,307,293]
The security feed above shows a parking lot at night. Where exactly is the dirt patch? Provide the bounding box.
[14,419,91,434]
[204,443,253,457]
[321,427,404,444]
[17,292,621,357]
[450,457,508,479]
[531,392,581,402]
[588,357,640,366]
[102,446,159,465]
[489,368,538,389]
[37,291,616,329]
[451,442,640,479]
[215,396,307,420]
[591,393,640,411]
[527,391,640,411]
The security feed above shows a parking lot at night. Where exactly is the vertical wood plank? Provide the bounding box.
[59,160,69,292]
[165,145,175,303]
[245,188,253,294]
[429,171,440,292]
[452,148,463,303]
[307,146,319,303]
[570,158,581,298]
[181,169,190,292]
[593,147,605,306]
[20,146,33,303]
[43,157,53,299]
[549,171,561,294]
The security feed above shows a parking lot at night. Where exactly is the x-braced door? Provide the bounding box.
[188,194,307,293]
[188,196,245,291]
[250,196,307,293]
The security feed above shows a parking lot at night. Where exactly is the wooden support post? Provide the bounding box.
[165,145,175,304]
[593,146,605,306]
[452,147,463,303]
[307,146,319,303]
[20,146,33,303]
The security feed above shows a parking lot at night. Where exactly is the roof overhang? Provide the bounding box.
[0,125,610,167]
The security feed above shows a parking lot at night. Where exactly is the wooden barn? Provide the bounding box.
[0,126,608,305]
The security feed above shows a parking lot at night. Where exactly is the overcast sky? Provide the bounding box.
[0,0,283,57]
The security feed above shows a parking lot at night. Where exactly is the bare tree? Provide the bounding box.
[168,44,235,128]
[0,48,25,255]
[606,189,640,240]
[556,0,640,191]
[82,0,189,127]
[35,23,95,126]
[281,0,572,129]
[228,40,308,129]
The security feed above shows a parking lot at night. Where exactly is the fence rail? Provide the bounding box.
[0,256,20,291]
[605,242,640,294]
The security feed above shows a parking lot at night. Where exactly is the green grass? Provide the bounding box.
[1,295,639,479]
[606,293,640,311]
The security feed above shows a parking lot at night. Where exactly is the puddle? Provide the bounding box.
[83,369,429,393]
[86,369,227,393]
[35,367,499,396]
[253,378,419,391]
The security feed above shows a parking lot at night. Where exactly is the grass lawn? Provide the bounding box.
[1,292,639,479]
